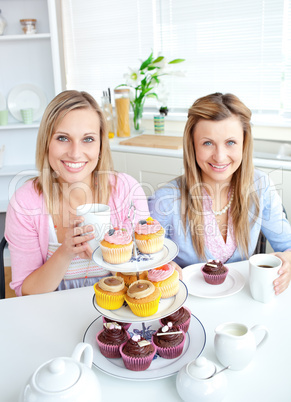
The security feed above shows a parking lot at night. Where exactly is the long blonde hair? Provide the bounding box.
[34,90,114,214]
[181,92,259,259]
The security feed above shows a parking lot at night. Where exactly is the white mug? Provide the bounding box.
[76,203,111,251]
[249,254,282,303]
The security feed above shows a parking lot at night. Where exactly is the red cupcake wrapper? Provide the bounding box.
[201,266,229,285]
[119,341,157,371]
[96,329,130,359]
[152,329,186,359]
[159,306,191,333]
[102,316,131,331]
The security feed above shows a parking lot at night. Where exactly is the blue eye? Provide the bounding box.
[57,135,68,142]
[84,137,94,143]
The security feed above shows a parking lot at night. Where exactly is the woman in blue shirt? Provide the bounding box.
[148,93,291,295]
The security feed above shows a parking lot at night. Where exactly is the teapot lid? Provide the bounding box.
[34,357,80,392]
[187,356,216,380]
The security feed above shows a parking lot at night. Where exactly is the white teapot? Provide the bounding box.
[19,343,101,402]
[176,356,228,402]
[214,322,269,370]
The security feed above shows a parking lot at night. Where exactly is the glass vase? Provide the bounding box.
[132,100,144,132]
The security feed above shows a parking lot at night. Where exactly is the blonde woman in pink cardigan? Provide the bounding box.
[5,90,149,296]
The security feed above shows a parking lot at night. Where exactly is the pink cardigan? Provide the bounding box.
[5,173,149,296]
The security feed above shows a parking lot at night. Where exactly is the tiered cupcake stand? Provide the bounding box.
[83,238,206,380]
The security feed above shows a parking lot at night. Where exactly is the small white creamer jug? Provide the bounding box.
[214,322,269,370]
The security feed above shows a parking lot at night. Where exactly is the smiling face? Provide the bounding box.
[48,108,101,186]
[193,115,244,188]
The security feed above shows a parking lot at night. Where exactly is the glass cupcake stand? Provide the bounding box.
[83,238,206,381]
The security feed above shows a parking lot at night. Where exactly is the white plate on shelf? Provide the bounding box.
[93,280,188,323]
[92,238,179,273]
[83,313,206,381]
[183,263,245,299]
[0,92,6,110]
[7,84,47,121]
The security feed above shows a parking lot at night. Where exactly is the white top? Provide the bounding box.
[0,260,290,402]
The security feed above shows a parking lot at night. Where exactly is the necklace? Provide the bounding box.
[212,190,234,216]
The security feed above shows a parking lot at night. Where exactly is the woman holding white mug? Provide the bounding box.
[5,90,149,296]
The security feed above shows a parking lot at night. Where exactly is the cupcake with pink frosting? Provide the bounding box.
[135,217,165,254]
[100,228,133,264]
[147,264,179,298]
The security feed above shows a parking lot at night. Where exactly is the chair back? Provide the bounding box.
[0,237,7,299]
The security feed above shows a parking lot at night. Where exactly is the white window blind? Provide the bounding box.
[61,0,291,116]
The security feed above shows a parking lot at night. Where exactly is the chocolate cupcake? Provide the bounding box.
[120,334,156,371]
[201,259,229,285]
[160,306,191,333]
[96,321,130,358]
[152,322,186,359]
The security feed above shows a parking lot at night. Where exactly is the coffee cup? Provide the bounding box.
[76,204,111,251]
[249,254,282,303]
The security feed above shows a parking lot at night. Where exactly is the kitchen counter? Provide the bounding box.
[110,133,291,170]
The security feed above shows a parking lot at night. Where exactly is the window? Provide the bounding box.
[61,0,291,117]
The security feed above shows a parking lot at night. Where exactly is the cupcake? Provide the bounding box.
[100,228,133,264]
[201,259,229,285]
[152,322,186,359]
[94,276,127,310]
[120,334,156,371]
[160,306,191,333]
[96,321,130,358]
[134,217,165,254]
[116,271,148,287]
[102,316,131,331]
[124,280,161,317]
[147,264,179,298]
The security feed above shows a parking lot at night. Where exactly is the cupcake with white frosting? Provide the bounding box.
[124,279,161,317]
[94,276,127,310]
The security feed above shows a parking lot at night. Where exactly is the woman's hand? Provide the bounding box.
[169,260,183,280]
[272,251,291,295]
[60,216,95,260]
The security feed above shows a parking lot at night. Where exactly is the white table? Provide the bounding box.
[0,261,290,402]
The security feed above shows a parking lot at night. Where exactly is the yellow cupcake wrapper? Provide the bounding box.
[94,285,125,310]
[125,294,161,317]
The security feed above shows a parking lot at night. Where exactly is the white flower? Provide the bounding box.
[124,67,141,87]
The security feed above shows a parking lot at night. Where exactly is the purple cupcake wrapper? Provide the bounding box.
[152,329,186,359]
[159,306,192,333]
[119,341,157,371]
[102,316,131,331]
[96,329,130,359]
[201,266,229,285]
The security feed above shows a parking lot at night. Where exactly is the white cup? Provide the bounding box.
[249,254,282,303]
[76,203,111,251]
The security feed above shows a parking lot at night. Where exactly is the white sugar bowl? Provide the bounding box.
[19,343,101,402]
[176,356,228,402]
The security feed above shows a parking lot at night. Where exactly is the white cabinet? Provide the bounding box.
[0,0,62,213]
[111,151,184,197]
